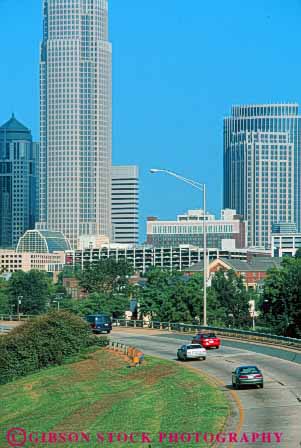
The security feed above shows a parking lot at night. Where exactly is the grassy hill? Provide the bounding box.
[0,349,229,447]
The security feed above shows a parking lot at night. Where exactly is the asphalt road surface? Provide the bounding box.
[111,329,301,448]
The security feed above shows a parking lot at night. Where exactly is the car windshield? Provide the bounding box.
[239,367,260,374]
[187,344,202,349]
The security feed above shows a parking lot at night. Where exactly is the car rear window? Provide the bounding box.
[187,344,202,349]
[239,367,260,374]
[201,333,216,339]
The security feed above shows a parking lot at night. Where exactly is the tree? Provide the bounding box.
[8,270,51,315]
[260,257,301,337]
[139,268,211,323]
[209,269,251,328]
[78,259,133,294]
[65,292,129,318]
[0,278,9,314]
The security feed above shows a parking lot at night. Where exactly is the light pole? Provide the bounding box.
[150,168,208,326]
[53,300,60,311]
[17,296,23,320]
[53,293,64,311]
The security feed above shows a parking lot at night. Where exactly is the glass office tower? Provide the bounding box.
[0,115,39,248]
[40,0,112,248]
[224,104,301,248]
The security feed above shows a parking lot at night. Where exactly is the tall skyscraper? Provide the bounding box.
[40,0,112,248]
[112,166,139,244]
[224,104,300,248]
[0,115,39,248]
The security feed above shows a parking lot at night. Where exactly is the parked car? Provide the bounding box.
[85,314,112,334]
[177,344,206,361]
[192,332,220,349]
[232,365,264,389]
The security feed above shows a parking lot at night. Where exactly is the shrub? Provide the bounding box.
[0,310,105,385]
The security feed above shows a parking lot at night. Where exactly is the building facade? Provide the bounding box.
[112,165,139,244]
[224,104,300,248]
[40,0,112,248]
[65,244,254,274]
[185,257,282,289]
[147,209,247,249]
[0,249,65,275]
[0,115,39,249]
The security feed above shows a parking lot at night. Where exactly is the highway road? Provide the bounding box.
[111,328,301,448]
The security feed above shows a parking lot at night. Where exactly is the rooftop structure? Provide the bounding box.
[16,229,71,253]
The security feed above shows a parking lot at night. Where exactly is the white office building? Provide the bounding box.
[39,0,112,248]
[112,166,139,244]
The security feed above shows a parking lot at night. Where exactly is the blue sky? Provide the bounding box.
[1,0,301,241]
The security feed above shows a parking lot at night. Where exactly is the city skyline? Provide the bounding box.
[2,1,301,241]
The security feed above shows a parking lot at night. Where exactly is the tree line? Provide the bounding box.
[1,252,301,337]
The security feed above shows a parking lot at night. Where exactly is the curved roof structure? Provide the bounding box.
[16,229,71,253]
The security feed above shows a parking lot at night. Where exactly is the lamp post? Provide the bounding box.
[17,296,23,320]
[150,168,208,326]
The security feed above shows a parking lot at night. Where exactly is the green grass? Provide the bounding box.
[0,349,230,448]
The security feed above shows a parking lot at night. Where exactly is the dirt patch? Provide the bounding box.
[23,382,40,400]
[128,363,177,386]
[68,350,127,382]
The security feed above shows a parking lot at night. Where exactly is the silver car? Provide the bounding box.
[177,344,206,361]
[232,365,264,389]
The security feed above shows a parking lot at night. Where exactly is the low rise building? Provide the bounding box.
[185,256,281,289]
[146,209,247,249]
[0,249,65,276]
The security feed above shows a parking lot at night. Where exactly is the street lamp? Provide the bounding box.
[150,168,208,326]
[17,296,23,320]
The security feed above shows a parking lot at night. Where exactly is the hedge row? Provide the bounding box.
[0,310,108,385]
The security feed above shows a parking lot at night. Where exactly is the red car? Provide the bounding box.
[192,332,220,349]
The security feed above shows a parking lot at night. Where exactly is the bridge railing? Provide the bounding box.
[112,319,301,349]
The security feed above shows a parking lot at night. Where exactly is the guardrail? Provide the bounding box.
[108,340,144,364]
[112,319,301,350]
[0,314,33,321]
[0,326,11,334]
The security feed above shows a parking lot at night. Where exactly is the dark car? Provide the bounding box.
[85,314,112,334]
[192,332,221,349]
[232,365,264,389]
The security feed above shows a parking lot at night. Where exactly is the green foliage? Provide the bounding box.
[8,270,52,315]
[261,257,301,337]
[78,259,133,294]
[0,310,102,385]
[209,270,251,328]
[0,279,9,314]
[139,268,205,323]
[64,292,129,318]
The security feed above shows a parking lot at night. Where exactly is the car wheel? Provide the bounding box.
[216,346,220,349]
[177,353,180,360]
[232,381,236,389]
[260,383,264,389]
[183,355,187,362]
[201,357,206,361]
[106,330,110,334]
